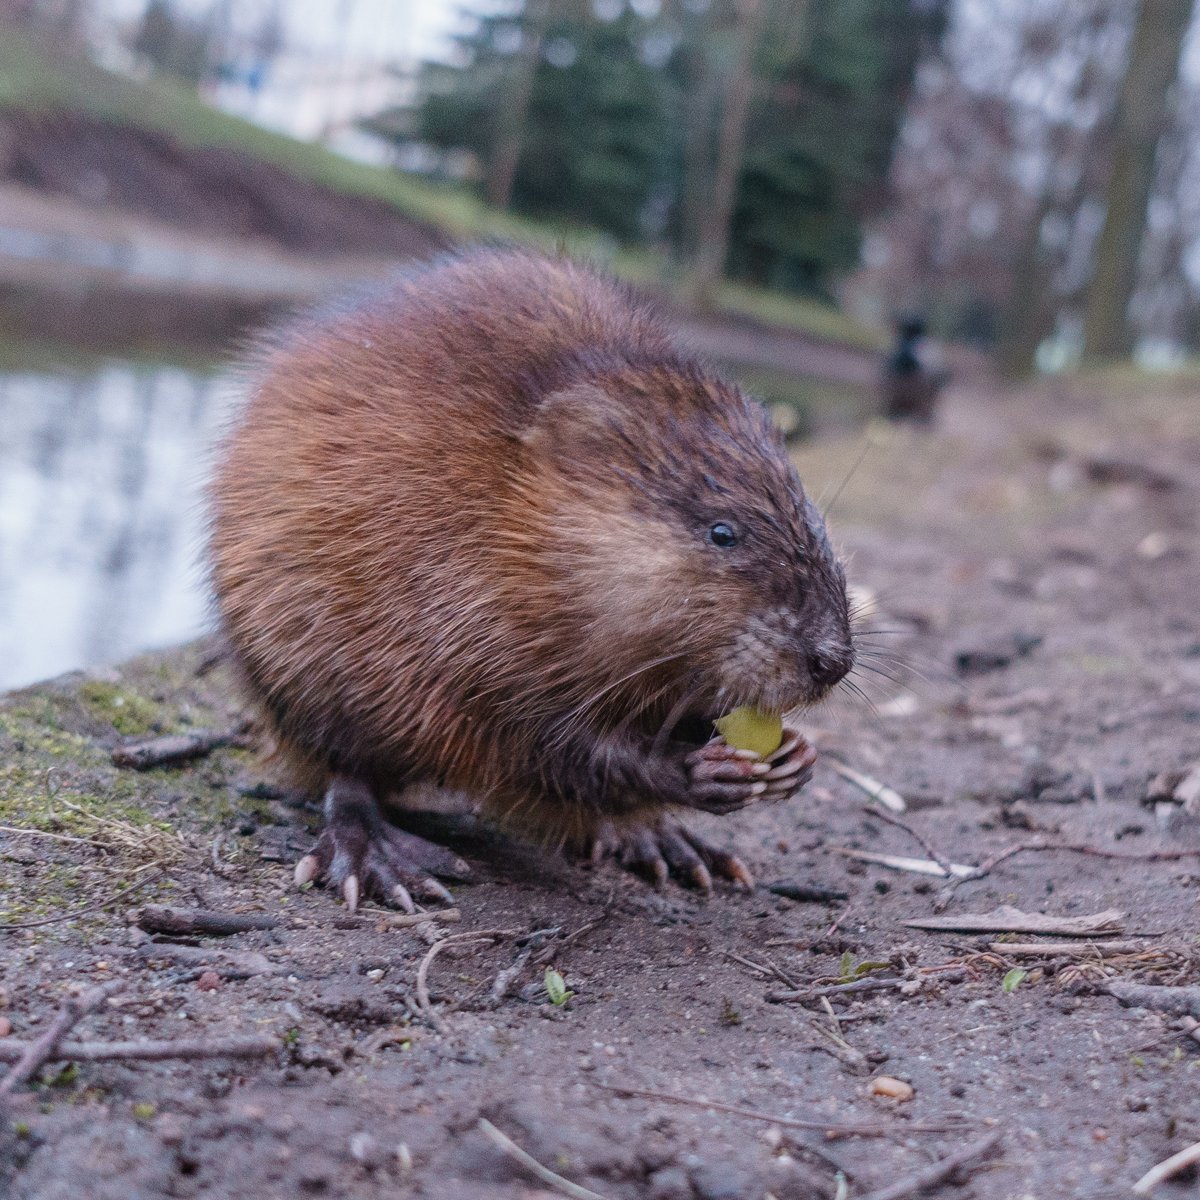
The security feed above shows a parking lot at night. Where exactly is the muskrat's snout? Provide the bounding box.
[804,636,855,696]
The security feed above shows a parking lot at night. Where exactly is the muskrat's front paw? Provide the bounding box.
[294,821,470,914]
[589,816,753,892]
[760,729,817,801]
[682,728,815,813]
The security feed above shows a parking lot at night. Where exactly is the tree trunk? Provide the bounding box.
[685,0,770,312]
[1081,0,1193,361]
[486,0,547,212]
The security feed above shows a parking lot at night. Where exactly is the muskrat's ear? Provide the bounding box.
[520,383,620,452]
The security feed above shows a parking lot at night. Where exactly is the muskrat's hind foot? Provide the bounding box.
[589,816,754,893]
[294,776,471,913]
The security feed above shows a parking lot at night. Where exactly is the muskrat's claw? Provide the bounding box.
[683,739,769,814]
[760,730,817,802]
[681,729,815,813]
[295,777,471,914]
[589,817,753,892]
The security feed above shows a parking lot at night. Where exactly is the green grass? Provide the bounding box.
[0,24,884,349]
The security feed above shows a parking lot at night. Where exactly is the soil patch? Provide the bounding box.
[2,371,1199,1198]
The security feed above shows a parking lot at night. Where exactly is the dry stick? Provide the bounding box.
[0,979,125,1101]
[478,1117,610,1200]
[135,905,279,936]
[490,944,534,1006]
[991,940,1167,958]
[767,975,906,1005]
[1107,981,1200,1019]
[857,1130,1002,1200]
[832,848,976,879]
[936,840,1200,909]
[826,759,907,813]
[863,804,956,879]
[333,908,461,930]
[111,729,245,771]
[415,930,509,1034]
[594,1082,975,1137]
[0,1035,279,1063]
[1134,1140,1200,1196]
[0,867,164,931]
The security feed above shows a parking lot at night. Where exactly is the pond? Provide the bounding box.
[0,356,238,691]
[0,346,875,694]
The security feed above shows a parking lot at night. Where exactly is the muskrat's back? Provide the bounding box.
[213,251,669,793]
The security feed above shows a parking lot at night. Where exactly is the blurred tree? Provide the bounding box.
[406,0,942,295]
[416,1,675,240]
[686,0,770,310]
[727,0,946,298]
[1082,0,1194,360]
[132,0,216,86]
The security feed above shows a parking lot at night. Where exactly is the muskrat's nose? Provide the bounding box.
[807,643,853,691]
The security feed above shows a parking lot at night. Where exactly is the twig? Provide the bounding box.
[0,979,125,1101]
[594,1083,976,1137]
[478,1117,610,1200]
[724,951,801,991]
[490,945,534,1006]
[533,907,613,966]
[0,867,164,931]
[1107,981,1200,1020]
[767,975,904,1004]
[767,881,849,903]
[857,1130,1002,1200]
[0,825,113,850]
[0,1035,279,1063]
[832,847,976,879]
[863,805,956,879]
[826,759,906,812]
[111,728,245,771]
[135,904,278,936]
[416,930,508,1034]
[333,908,462,929]
[1134,1139,1200,1195]
[936,840,1200,909]
[767,968,966,1006]
[991,940,1163,958]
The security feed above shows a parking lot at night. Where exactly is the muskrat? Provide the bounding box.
[209,248,854,911]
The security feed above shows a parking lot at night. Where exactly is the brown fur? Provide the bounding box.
[209,248,852,844]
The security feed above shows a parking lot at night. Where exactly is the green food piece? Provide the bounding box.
[714,706,783,757]
[1002,968,1028,994]
[544,967,573,1006]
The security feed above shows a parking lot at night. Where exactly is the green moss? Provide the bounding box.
[76,680,162,736]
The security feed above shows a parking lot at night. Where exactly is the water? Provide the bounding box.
[0,358,239,691]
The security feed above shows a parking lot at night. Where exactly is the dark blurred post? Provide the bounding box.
[487,0,547,212]
[686,0,769,312]
[1082,0,1193,361]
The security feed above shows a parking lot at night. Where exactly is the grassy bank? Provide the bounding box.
[0,25,884,350]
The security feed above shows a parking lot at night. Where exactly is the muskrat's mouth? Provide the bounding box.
[673,711,719,747]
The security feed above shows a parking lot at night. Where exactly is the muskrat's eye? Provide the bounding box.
[708,522,738,548]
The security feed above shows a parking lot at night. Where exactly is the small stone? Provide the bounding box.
[350,1131,382,1168]
[196,971,221,992]
[0,1017,12,1038]
[869,1075,914,1102]
[690,1161,758,1200]
[648,1166,693,1200]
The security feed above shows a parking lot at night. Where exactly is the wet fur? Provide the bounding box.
[209,248,851,845]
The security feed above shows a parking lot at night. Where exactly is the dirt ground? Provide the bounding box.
[2,369,1199,1200]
